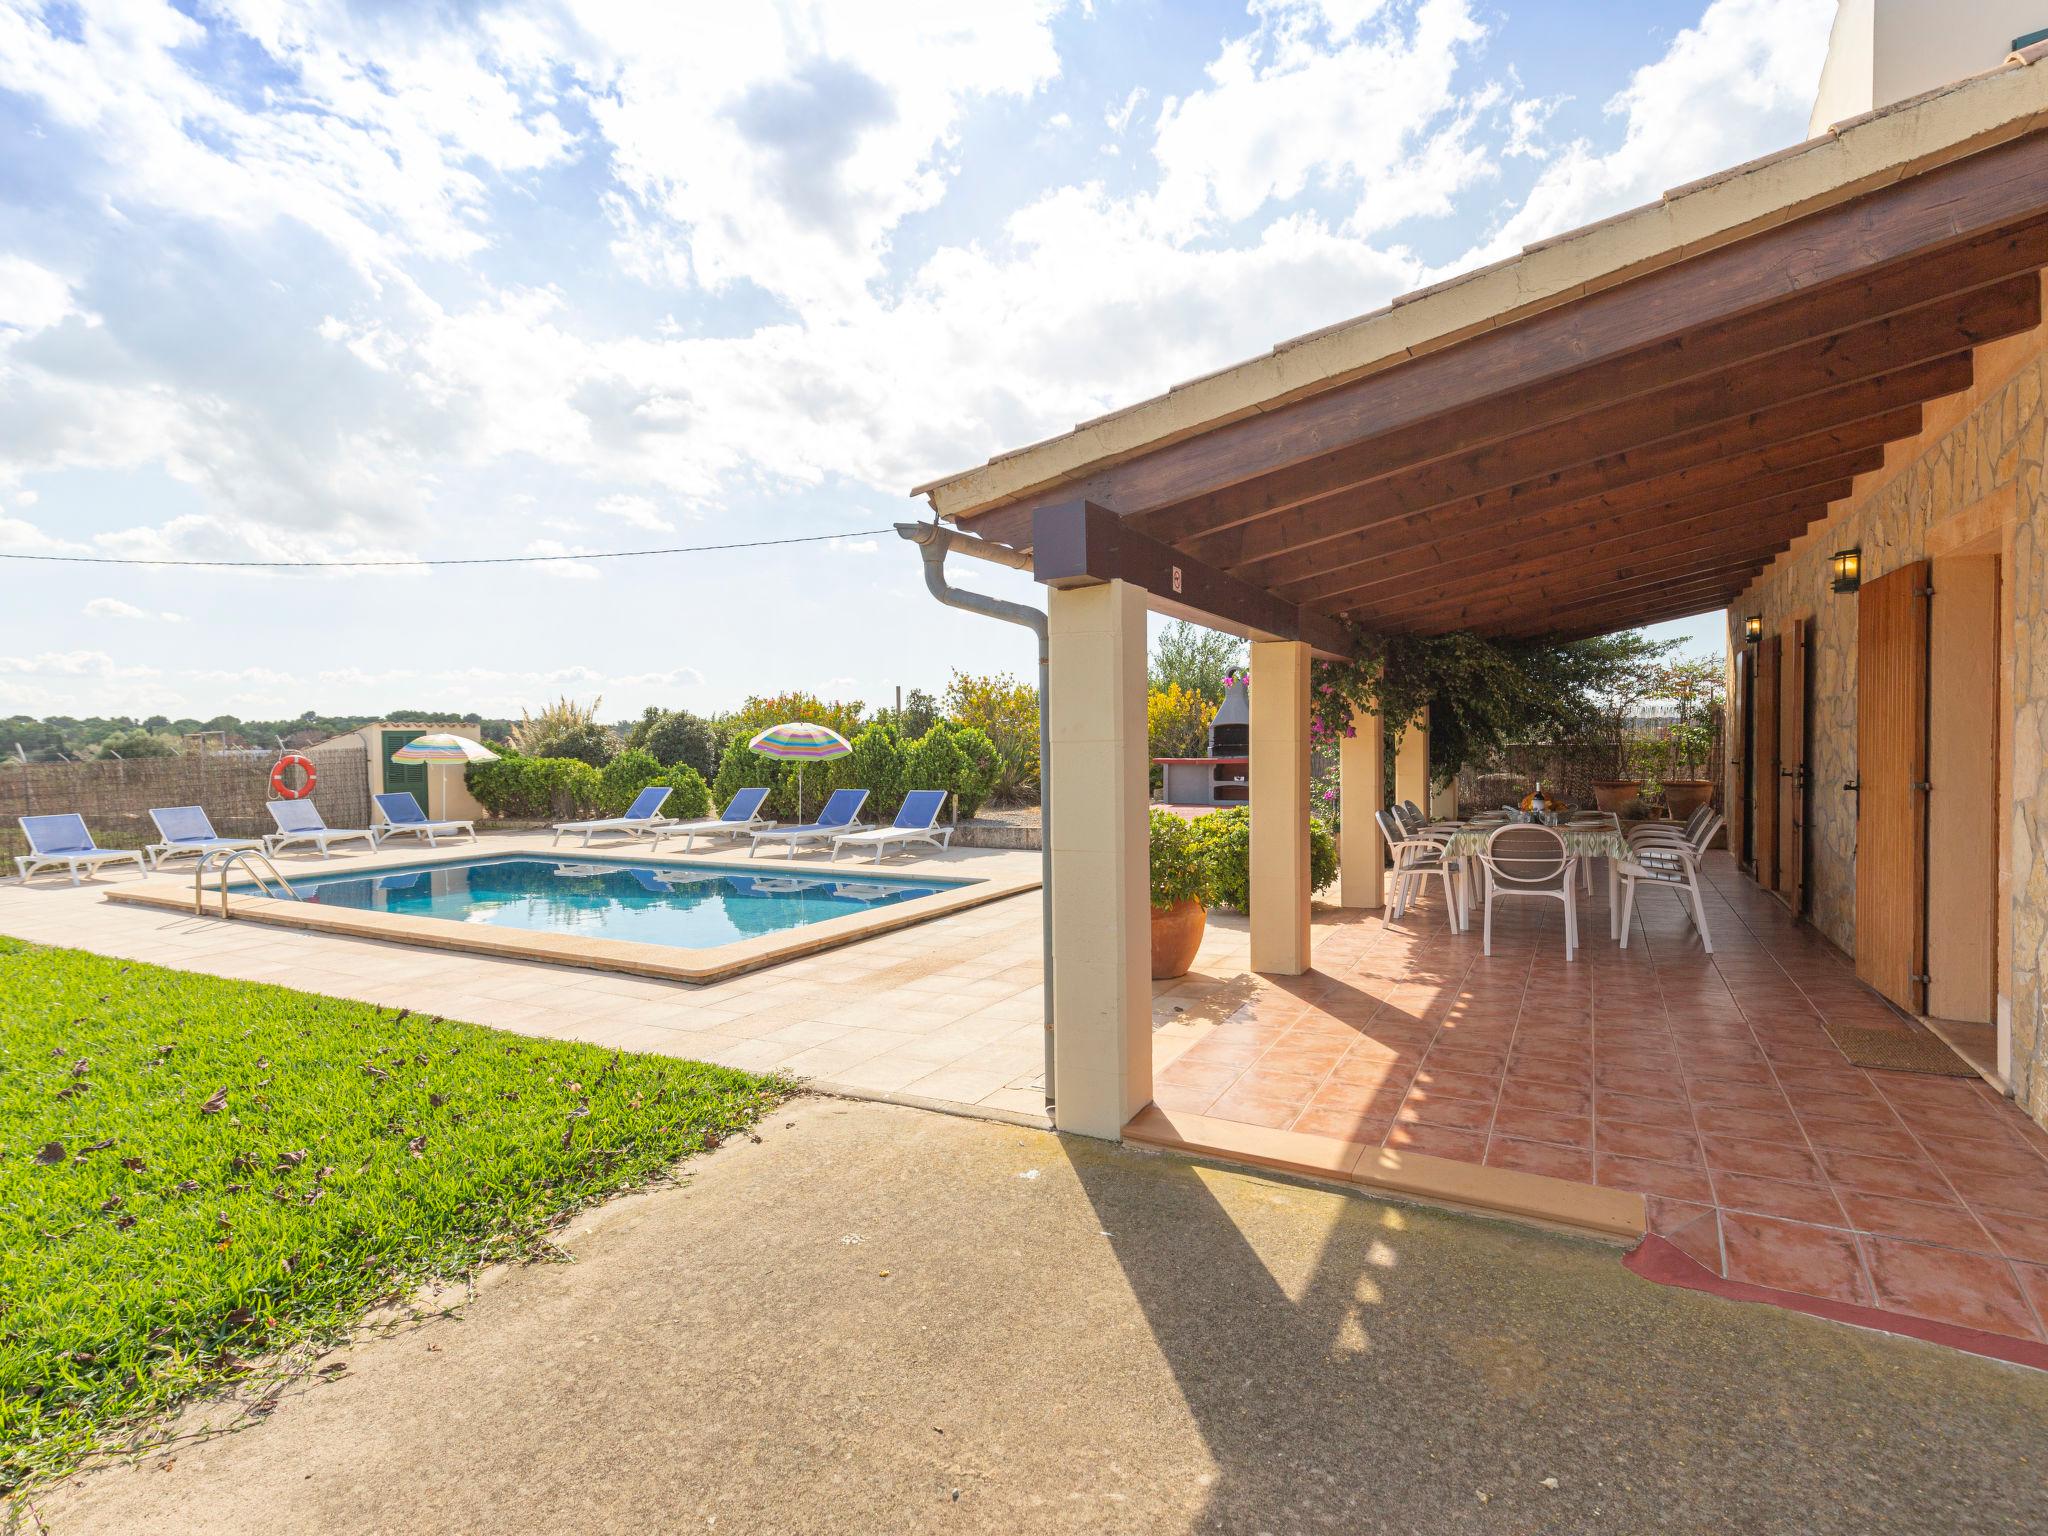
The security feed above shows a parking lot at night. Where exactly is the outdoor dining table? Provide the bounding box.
[1440,824,1634,938]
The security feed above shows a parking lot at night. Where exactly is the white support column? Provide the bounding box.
[1394,705,1430,811]
[1339,703,1384,910]
[1047,579,1151,1140]
[1250,639,1312,974]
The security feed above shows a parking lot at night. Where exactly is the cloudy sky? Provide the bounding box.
[0,0,1835,723]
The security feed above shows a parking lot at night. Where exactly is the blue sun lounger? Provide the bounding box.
[746,788,867,860]
[552,784,673,847]
[830,790,953,864]
[373,792,477,848]
[650,788,774,852]
[146,805,266,869]
[265,798,380,858]
[15,814,149,885]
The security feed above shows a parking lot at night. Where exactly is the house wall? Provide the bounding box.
[319,722,488,824]
[1728,279,2048,1127]
[1810,0,2043,135]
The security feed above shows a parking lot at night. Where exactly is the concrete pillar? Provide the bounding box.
[1047,579,1151,1140]
[1249,639,1312,975]
[1394,706,1430,811]
[1338,703,1384,909]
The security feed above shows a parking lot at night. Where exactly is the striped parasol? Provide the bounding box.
[748,722,852,823]
[389,732,500,763]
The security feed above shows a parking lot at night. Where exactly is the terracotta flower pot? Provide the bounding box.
[1591,778,1644,814]
[1150,897,1206,980]
[1662,779,1714,820]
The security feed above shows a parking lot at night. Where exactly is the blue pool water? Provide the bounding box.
[279,857,960,951]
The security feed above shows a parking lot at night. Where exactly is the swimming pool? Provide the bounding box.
[281,856,961,952]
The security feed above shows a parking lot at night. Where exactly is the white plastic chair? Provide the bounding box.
[1478,823,1580,960]
[1376,808,1467,930]
[1615,840,1715,953]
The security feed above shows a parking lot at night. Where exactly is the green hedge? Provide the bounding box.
[1186,807,1338,913]
[467,752,709,822]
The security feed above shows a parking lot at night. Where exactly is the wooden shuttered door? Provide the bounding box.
[1728,650,1749,867]
[1854,560,1930,1014]
[1777,618,1809,914]
[1754,634,1781,892]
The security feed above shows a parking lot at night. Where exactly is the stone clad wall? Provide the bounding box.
[1730,324,2048,1129]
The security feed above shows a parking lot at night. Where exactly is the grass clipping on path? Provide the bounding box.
[0,937,788,1491]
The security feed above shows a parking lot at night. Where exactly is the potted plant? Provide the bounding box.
[1149,807,1213,979]
[1651,657,1724,820]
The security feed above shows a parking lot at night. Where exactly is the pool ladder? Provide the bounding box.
[192,847,302,917]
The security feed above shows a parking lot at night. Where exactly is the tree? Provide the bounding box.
[93,728,180,760]
[1149,620,1246,703]
[624,706,722,778]
[898,688,939,738]
[1651,656,1726,779]
[941,670,1038,803]
[509,696,618,767]
[1147,683,1210,761]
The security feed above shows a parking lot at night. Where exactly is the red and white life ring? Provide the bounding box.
[269,753,317,800]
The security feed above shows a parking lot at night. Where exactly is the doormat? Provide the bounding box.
[1822,1022,1978,1077]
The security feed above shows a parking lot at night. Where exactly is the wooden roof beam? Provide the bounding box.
[1281,449,1874,606]
[1240,402,1921,595]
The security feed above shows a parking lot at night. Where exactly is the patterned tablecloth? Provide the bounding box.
[1442,826,1631,864]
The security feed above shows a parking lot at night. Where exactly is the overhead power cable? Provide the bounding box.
[0,528,898,569]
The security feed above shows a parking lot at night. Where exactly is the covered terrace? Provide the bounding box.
[910,51,2048,1356]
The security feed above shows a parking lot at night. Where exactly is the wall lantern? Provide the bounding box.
[1742,615,1763,644]
[1829,547,1863,594]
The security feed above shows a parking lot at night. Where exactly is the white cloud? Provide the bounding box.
[83,597,147,619]
[1467,0,1832,263]
[593,493,675,533]
[0,255,87,332]
[0,516,87,555]
[521,539,600,579]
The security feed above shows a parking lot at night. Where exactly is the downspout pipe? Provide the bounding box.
[895,519,1054,1118]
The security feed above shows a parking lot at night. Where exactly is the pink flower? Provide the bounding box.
[1322,788,1337,801]
[1344,727,1357,738]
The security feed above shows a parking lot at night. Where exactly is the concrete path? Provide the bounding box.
[32,1100,2047,1535]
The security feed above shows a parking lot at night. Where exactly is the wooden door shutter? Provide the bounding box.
[1855,560,1930,1014]
[1778,618,1809,913]
[1728,650,1749,867]
[1754,634,1781,893]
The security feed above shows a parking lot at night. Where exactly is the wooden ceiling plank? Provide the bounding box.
[1180,279,2033,569]
[1387,561,1773,636]
[1191,359,1957,578]
[1241,404,1919,594]
[1275,449,1873,605]
[1344,493,1836,623]
[1147,258,2047,549]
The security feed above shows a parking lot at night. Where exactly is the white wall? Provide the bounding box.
[1810,0,2045,134]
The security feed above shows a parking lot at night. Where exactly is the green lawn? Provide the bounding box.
[0,937,788,1491]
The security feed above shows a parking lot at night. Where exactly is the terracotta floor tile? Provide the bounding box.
[1686,1079,1793,1114]
[1306,1079,1410,1118]
[1835,1190,1996,1253]
[1154,1059,1243,1095]
[1488,1103,1592,1148]
[1206,1086,1314,1131]
[1593,1090,1695,1132]
[1394,1091,1497,1132]
[1646,1197,1724,1273]
[1786,1089,1901,1126]
[1919,1133,2048,1179]
[1327,1049,1418,1086]
[1794,1116,1924,1160]
[1709,1171,1847,1227]
[1496,1078,1592,1115]
[1290,1107,1394,1145]
[1976,1209,2048,1266]
[1595,1120,1703,1166]
[1943,1169,2048,1221]
[1406,1065,1505,1104]
[1419,1044,1508,1077]
[1690,1103,1807,1146]
[1816,1149,1958,1204]
[1384,1122,1486,1163]
[1699,1135,1825,1184]
[2016,1263,2048,1335]
[1858,1236,2042,1340]
[1153,1079,1230,1113]
[1594,1153,1715,1203]
[1593,1065,1686,1101]
[1484,1136,1593,1183]
[1719,1213,1872,1305]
